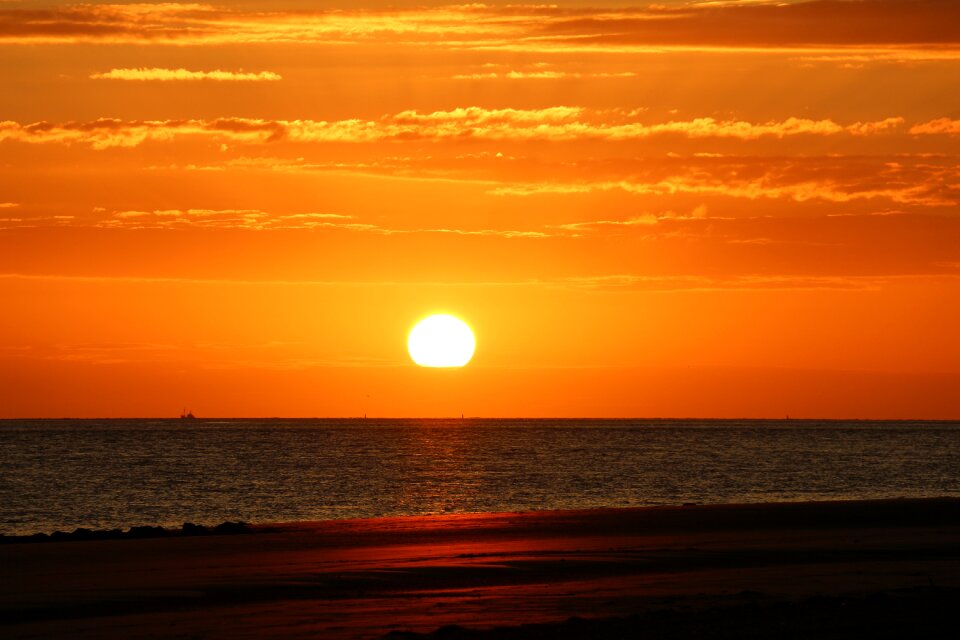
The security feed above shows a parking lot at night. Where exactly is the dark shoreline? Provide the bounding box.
[5,495,960,543]
[386,586,960,640]
[3,497,960,638]
[0,520,256,544]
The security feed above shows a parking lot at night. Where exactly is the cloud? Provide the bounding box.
[0,202,18,208]
[909,118,960,135]
[138,154,959,214]
[32,208,550,236]
[0,214,74,228]
[0,3,525,46]
[597,116,905,140]
[491,168,957,207]
[0,118,284,150]
[90,68,281,82]
[0,1,958,54]
[526,0,960,49]
[0,110,908,149]
[97,209,359,230]
[453,70,638,80]
[552,274,891,293]
[554,215,661,232]
[554,205,712,234]
[844,117,906,135]
[793,49,960,65]
[390,228,550,239]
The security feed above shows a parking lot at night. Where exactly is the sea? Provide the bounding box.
[1,419,959,536]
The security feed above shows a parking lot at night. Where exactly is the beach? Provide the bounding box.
[2,498,960,638]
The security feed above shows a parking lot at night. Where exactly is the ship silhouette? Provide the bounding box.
[179,409,197,420]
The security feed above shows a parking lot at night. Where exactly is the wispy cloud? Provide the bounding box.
[453,70,637,80]
[554,215,662,232]
[1,2,959,53]
[14,207,550,237]
[0,214,74,228]
[0,208,363,231]
[793,49,960,66]
[491,169,957,207]
[98,209,362,230]
[553,274,892,293]
[553,205,711,234]
[0,110,908,149]
[0,3,526,46]
[90,68,281,82]
[910,118,960,135]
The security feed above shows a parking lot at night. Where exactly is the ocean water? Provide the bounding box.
[1,419,959,535]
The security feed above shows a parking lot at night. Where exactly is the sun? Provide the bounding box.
[408,314,476,368]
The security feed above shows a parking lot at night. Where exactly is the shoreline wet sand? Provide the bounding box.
[3,498,960,638]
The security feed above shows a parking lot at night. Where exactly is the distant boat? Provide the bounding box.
[180,409,197,420]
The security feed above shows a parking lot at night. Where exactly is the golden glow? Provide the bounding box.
[0,1,958,418]
[408,315,476,368]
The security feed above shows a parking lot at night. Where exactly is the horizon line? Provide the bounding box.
[2,416,959,422]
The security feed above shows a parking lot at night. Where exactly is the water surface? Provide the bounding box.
[2,419,959,535]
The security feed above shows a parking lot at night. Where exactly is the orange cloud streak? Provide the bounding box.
[0,110,909,149]
[90,68,281,81]
[910,118,960,135]
[491,174,953,207]
[0,1,957,52]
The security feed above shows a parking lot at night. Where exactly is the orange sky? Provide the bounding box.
[1,0,958,418]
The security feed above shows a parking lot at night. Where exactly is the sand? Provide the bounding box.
[2,498,960,638]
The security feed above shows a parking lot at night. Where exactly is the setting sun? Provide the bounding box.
[408,315,476,368]
[3,2,960,638]
[1,0,958,419]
